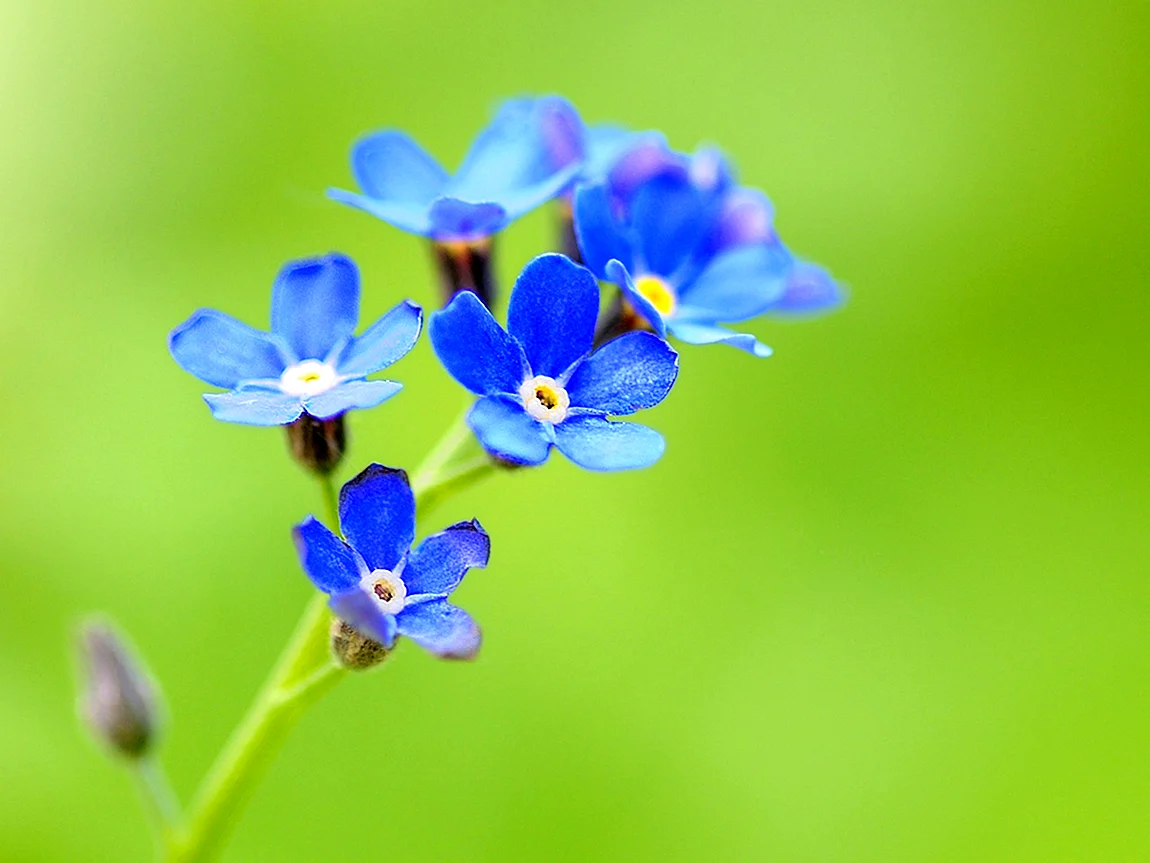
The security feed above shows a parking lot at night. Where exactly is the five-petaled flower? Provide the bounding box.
[328,96,583,242]
[294,464,489,659]
[168,253,422,426]
[429,253,679,471]
[574,140,841,356]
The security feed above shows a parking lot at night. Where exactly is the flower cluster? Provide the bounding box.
[167,94,841,661]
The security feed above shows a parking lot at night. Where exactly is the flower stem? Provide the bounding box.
[166,419,494,862]
[133,755,181,855]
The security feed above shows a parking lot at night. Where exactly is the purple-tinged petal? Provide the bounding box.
[506,254,598,378]
[396,599,481,660]
[270,254,360,362]
[467,395,551,466]
[770,261,844,314]
[202,390,304,426]
[573,183,634,277]
[606,134,682,201]
[429,291,527,396]
[630,173,709,277]
[427,198,508,241]
[565,331,678,415]
[604,260,666,337]
[553,415,665,472]
[581,125,651,184]
[330,590,398,648]
[339,300,422,378]
[169,310,286,389]
[304,380,402,419]
[706,187,776,253]
[292,515,362,594]
[338,464,414,572]
[349,130,448,205]
[326,188,433,235]
[666,319,773,357]
[678,243,793,322]
[404,520,490,597]
[688,145,736,196]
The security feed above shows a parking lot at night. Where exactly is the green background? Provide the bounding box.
[2,0,1148,860]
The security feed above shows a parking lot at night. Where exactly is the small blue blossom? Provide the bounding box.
[429,254,679,471]
[169,254,421,426]
[574,141,841,356]
[328,96,583,241]
[294,464,488,659]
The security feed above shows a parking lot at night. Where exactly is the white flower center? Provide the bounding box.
[520,375,570,424]
[279,360,339,397]
[361,569,407,615]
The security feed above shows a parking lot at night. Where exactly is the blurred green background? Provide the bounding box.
[2,0,1148,860]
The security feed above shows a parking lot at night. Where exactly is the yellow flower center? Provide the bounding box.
[519,375,570,424]
[633,275,678,317]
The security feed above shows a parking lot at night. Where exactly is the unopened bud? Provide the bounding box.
[286,412,346,475]
[330,619,389,671]
[431,239,496,308]
[78,621,159,758]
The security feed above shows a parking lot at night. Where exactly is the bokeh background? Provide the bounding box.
[2,0,1148,860]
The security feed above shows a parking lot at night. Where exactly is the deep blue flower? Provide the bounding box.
[294,464,488,660]
[429,254,679,471]
[169,254,421,426]
[574,141,841,357]
[328,96,583,241]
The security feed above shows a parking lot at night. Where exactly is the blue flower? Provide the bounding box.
[169,253,422,426]
[574,143,841,357]
[293,464,488,660]
[328,96,583,241]
[428,254,679,471]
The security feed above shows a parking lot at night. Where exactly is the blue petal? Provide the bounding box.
[338,464,415,572]
[688,145,736,196]
[169,310,286,389]
[326,188,433,236]
[292,515,363,594]
[565,331,679,415]
[395,598,481,660]
[573,183,634,277]
[630,173,708,277]
[553,414,666,471]
[202,390,304,425]
[582,125,649,183]
[604,260,666,337]
[330,590,397,648]
[606,133,681,201]
[429,292,527,396]
[677,243,793,323]
[339,300,423,377]
[427,198,508,240]
[403,520,490,597]
[349,130,448,205]
[270,254,360,361]
[666,319,773,357]
[705,187,776,254]
[304,380,402,419]
[770,261,844,314]
[506,253,598,378]
[467,395,551,465]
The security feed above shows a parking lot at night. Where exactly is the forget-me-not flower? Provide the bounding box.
[328,96,583,242]
[429,254,679,471]
[294,464,488,659]
[169,254,421,425]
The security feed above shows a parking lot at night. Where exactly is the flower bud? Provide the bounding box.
[431,239,496,308]
[286,412,346,475]
[330,619,389,671]
[78,620,159,758]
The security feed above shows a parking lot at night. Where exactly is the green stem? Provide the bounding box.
[167,419,494,862]
[133,755,181,856]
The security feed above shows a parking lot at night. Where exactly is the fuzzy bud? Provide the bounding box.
[330,619,389,671]
[285,412,346,475]
[78,621,159,758]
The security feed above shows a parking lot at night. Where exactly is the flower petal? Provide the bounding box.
[396,598,481,660]
[582,125,650,184]
[770,261,844,314]
[630,173,709,277]
[429,291,527,396]
[666,319,773,357]
[304,380,402,419]
[678,242,793,322]
[270,254,360,361]
[565,331,679,415]
[326,188,433,235]
[202,390,304,425]
[292,515,362,594]
[467,395,551,465]
[338,464,415,572]
[573,183,634,277]
[329,590,398,648]
[705,187,776,254]
[403,520,490,597]
[426,198,508,241]
[506,253,598,378]
[349,130,448,205]
[553,414,666,471]
[606,133,681,201]
[338,300,423,378]
[169,310,286,389]
[604,259,666,337]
